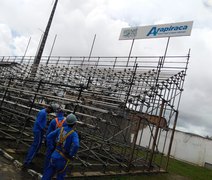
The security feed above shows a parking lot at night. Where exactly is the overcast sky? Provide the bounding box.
[0,0,212,136]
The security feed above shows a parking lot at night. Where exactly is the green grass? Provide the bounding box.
[166,158,212,180]
[3,141,212,180]
[80,158,212,180]
[125,158,212,180]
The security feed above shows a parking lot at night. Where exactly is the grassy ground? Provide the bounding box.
[118,158,212,180]
[1,139,212,180]
[166,158,212,180]
[77,158,212,180]
[7,148,212,180]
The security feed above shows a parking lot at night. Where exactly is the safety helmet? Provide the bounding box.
[66,113,77,125]
[49,103,60,112]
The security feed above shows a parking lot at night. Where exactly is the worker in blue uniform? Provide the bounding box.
[23,103,59,168]
[42,113,80,180]
[46,108,66,136]
[43,108,66,171]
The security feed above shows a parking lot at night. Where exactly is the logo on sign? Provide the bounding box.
[123,28,138,38]
[147,25,188,36]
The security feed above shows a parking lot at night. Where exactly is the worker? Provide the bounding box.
[42,113,80,180]
[46,108,66,136]
[23,103,59,169]
[43,108,66,171]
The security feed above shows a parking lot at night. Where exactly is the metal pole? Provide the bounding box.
[47,34,57,65]
[30,34,43,78]
[16,79,43,148]
[1,56,4,62]
[113,57,117,70]
[88,34,96,62]
[73,76,91,114]
[165,110,178,171]
[124,63,138,107]
[21,37,31,63]
[126,39,135,67]
[148,99,165,168]
[127,114,142,171]
[35,33,44,61]
[28,80,43,114]
[162,37,170,67]
[34,0,59,65]
[176,49,190,110]
[0,78,12,108]
[73,85,83,114]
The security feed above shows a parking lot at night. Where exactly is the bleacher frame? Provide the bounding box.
[0,52,190,177]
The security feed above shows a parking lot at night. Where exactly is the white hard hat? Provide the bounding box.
[49,103,60,112]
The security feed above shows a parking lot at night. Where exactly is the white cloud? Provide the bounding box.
[0,0,212,136]
[0,24,14,55]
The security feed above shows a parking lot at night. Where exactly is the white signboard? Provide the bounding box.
[119,21,193,40]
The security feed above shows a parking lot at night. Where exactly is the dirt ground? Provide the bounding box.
[0,153,191,180]
[0,155,34,180]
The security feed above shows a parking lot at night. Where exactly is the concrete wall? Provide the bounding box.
[136,128,212,166]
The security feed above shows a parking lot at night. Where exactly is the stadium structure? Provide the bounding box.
[0,0,191,178]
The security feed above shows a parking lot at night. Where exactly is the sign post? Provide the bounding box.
[119,21,193,40]
[119,21,193,66]
[127,39,135,67]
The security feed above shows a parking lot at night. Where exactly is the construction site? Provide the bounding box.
[0,52,190,178]
[0,0,192,179]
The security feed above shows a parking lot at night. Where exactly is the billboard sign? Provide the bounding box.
[119,21,193,40]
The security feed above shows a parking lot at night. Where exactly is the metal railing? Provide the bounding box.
[0,53,190,177]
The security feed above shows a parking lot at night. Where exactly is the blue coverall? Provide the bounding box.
[42,126,79,180]
[43,113,65,171]
[46,112,65,136]
[24,108,48,165]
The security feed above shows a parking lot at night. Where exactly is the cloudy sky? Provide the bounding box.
[0,0,212,136]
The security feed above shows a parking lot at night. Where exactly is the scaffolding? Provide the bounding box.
[0,53,189,177]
